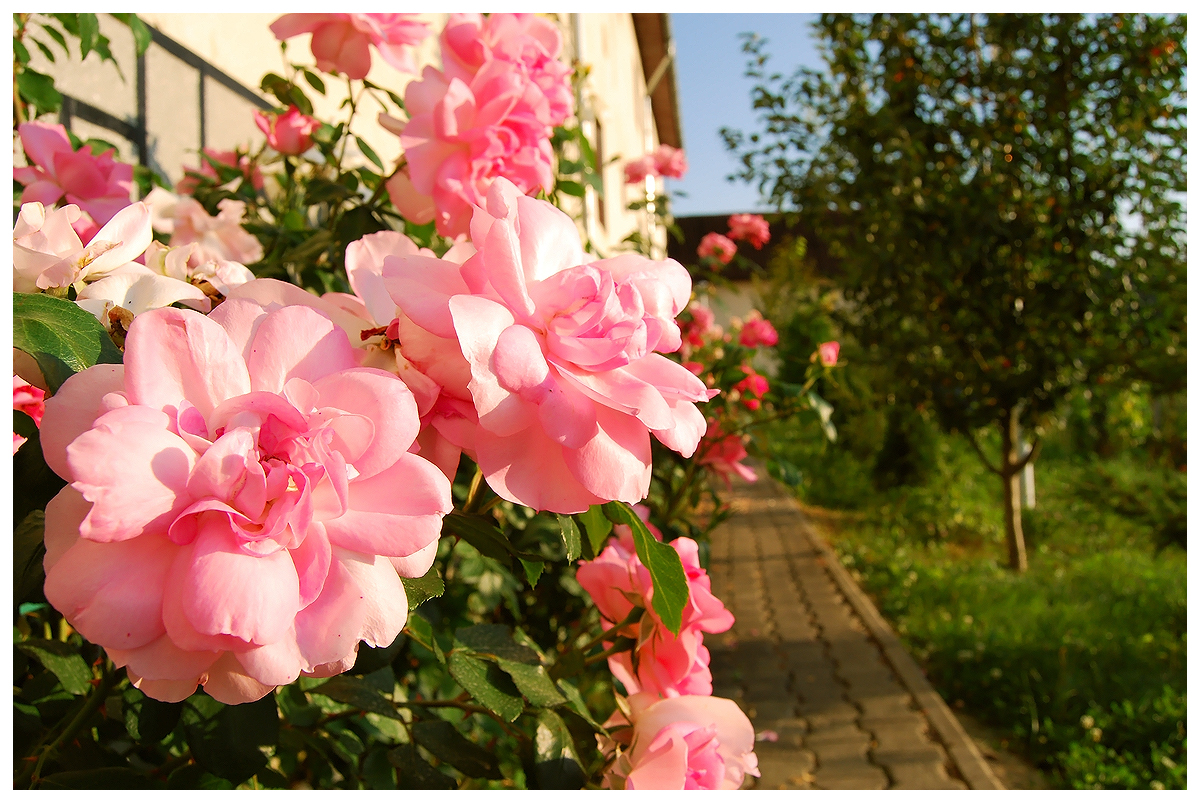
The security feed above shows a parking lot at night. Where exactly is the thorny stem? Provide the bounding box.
[20,664,125,788]
[583,639,636,667]
[579,607,644,653]
[396,699,526,741]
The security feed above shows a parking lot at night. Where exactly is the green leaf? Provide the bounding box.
[355,135,384,171]
[310,675,402,720]
[76,13,99,58]
[351,633,406,676]
[185,694,280,785]
[16,69,62,114]
[123,688,183,743]
[40,23,68,52]
[576,505,612,555]
[362,746,397,789]
[603,502,689,635]
[14,38,32,65]
[412,719,503,779]
[39,768,156,789]
[519,558,544,588]
[454,624,539,664]
[14,510,46,606]
[403,613,445,664]
[17,639,93,695]
[111,14,152,55]
[401,566,444,610]
[446,652,524,722]
[13,293,123,392]
[288,84,314,115]
[498,661,565,707]
[555,679,604,732]
[807,390,837,442]
[31,38,55,62]
[444,512,512,565]
[388,744,456,789]
[556,180,586,198]
[557,514,582,562]
[533,709,585,789]
[302,68,326,95]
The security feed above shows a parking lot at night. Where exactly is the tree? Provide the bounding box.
[724,14,1186,571]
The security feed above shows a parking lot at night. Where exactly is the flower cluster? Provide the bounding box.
[727,213,770,249]
[696,232,736,266]
[624,144,688,184]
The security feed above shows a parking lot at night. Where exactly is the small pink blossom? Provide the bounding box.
[269,13,430,79]
[738,311,779,348]
[624,155,657,185]
[176,148,264,194]
[683,361,704,376]
[13,376,46,454]
[653,145,688,180]
[146,188,264,266]
[440,13,573,127]
[818,341,841,367]
[697,232,736,266]
[697,424,758,488]
[602,693,759,790]
[13,201,152,292]
[254,107,319,156]
[388,62,556,238]
[13,121,134,243]
[734,368,769,411]
[386,179,716,512]
[40,301,453,704]
[681,304,717,350]
[575,514,733,698]
[727,214,770,249]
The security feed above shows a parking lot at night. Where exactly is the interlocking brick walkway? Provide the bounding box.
[706,476,1003,790]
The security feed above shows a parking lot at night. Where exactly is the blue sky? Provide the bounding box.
[667,13,824,217]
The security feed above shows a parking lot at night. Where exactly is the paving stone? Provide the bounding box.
[754,746,817,789]
[811,763,889,790]
[796,700,860,727]
[886,762,967,790]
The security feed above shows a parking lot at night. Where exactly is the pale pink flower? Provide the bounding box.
[390,63,556,238]
[254,106,319,156]
[738,311,779,348]
[440,13,573,127]
[624,155,657,185]
[176,148,264,194]
[146,188,264,266]
[697,232,736,266]
[75,264,211,325]
[269,13,430,79]
[13,202,152,293]
[142,241,255,298]
[603,693,759,790]
[727,213,770,249]
[13,376,46,454]
[575,514,733,698]
[697,423,758,488]
[13,121,134,242]
[818,340,841,367]
[653,145,688,180]
[39,302,453,704]
[387,178,716,512]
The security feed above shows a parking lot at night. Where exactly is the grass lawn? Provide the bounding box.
[764,423,1187,789]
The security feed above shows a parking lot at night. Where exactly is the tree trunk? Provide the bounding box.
[1000,410,1028,572]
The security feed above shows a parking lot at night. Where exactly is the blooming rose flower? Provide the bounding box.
[680,304,717,350]
[13,376,46,454]
[269,13,430,79]
[388,178,716,512]
[697,232,736,266]
[697,423,757,488]
[818,340,841,367]
[40,301,453,704]
[575,513,733,697]
[440,13,573,127]
[13,121,134,242]
[653,145,688,180]
[254,107,319,156]
[727,213,770,249]
[146,188,264,266]
[624,154,657,185]
[13,202,152,293]
[733,368,769,411]
[389,62,556,238]
[176,148,264,195]
[738,311,779,348]
[603,693,759,790]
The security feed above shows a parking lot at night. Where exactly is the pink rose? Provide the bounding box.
[653,145,688,180]
[603,693,759,790]
[818,341,840,367]
[575,513,733,697]
[681,304,717,350]
[13,375,46,454]
[39,301,453,704]
[440,13,573,127]
[386,178,716,512]
[13,121,134,243]
[269,13,430,79]
[254,107,319,156]
[146,188,264,266]
[13,201,152,293]
[697,423,757,488]
[624,155,657,185]
[390,63,556,238]
[738,311,778,348]
[176,148,264,194]
[727,213,770,249]
[734,368,769,411]
[697,232,736,266]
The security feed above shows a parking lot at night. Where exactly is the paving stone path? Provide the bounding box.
[706,476,1004,790]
